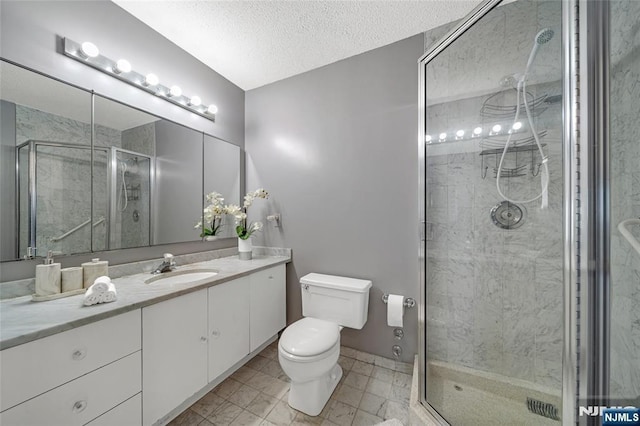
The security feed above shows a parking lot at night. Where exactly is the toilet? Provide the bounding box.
[278,273,372,416]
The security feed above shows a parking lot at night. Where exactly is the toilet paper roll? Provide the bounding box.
[387,294,405,327]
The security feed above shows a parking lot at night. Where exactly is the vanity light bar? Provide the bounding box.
[63,38,217,122]
[425,121,524,144]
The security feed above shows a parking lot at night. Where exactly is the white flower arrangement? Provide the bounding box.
[195,191,226,237]
[234,188,269,240]
[195,189,269,240]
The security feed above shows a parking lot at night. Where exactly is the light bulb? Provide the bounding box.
[144,73,159,86]
[80,42,99,58]
[425,135,432,142]
[512,121,523,130]
[168,85,182,97]
[473,127,482,135]
[207,104,218,114]
[439,132,447,141]
[456,129,465,138]
[113,59,131,74]
[492,124,502,133]
[189,96,202,107]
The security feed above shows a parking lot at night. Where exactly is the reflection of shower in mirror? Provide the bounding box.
[117,157,138,212]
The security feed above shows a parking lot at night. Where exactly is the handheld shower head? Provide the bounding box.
[535,28,554,45]
[525,28,555,74]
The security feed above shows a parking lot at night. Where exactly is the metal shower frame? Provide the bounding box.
[416,0,611,424]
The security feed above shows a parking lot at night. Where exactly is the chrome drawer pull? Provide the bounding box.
[72,348,87,360]
[72,400,87,413]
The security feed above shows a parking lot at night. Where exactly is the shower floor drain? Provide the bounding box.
[490,201,525,229]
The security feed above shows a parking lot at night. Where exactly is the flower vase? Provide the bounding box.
[205,236,218,242]
[238,237,252,260]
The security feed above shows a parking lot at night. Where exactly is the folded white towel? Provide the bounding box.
[98,282,117,303]
[91,275,111,293]
[83,285,102,306]
[84,281,117,306]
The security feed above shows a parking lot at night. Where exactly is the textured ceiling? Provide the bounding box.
[112,0,478,90]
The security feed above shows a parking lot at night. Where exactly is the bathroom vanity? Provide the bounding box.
[0,253,289,426]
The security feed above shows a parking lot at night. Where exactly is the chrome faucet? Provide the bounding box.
[152,253,176,275]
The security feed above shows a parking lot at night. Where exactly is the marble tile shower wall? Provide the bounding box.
[609,0,640,400]
[16,105,120,256]
[425,83,563,391]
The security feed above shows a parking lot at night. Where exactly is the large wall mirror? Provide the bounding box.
[0,60,242,263]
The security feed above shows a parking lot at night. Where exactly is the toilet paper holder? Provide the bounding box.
[382,294,416,308]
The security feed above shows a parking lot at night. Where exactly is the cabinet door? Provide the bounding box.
[142,290,208,426]
[208,277,250,381]
[250,264,286,351]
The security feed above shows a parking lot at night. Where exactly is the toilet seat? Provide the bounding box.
[279,317,340,359]
[279,340,340,363]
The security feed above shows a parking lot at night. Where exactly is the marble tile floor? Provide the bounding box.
[169,341,413,426]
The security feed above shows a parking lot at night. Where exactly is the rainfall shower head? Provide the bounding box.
[525,28,555,74]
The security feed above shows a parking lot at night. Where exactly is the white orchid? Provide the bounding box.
[233,188,269,240]
[197,191,227,237]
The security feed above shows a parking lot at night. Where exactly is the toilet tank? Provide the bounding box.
[300,273,372,329]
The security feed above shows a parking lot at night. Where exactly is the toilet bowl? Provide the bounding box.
[278,318,342,416]
[278,273,372,416]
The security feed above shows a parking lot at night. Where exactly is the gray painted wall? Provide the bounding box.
[245,35,423,362]
[0,0,242,281]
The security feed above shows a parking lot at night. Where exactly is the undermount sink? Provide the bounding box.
[145,268,218,285]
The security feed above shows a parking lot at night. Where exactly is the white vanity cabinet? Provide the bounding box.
[250,264,286,351]
[208,276,250,381]
[0,310,141,425]
[142,289,208,426]
[0,260,288,426]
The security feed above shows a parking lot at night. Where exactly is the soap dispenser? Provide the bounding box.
[35,251,61,296]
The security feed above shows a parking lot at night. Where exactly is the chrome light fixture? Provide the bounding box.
[63,38,217,121]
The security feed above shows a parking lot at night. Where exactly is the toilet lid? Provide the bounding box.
[279,317,340,357]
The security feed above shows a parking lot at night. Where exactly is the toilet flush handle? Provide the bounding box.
[302,284,309,291]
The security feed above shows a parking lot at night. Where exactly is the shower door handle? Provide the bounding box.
[420,221,433,242]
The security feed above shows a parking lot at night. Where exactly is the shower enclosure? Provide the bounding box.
[16,141,152,258]
[418,0,639,425]
[106,147,152,251]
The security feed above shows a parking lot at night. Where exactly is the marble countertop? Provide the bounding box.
[0,253,290,350]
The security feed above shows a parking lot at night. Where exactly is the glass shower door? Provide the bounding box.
[421,1,564,424]
[34,143,94,256]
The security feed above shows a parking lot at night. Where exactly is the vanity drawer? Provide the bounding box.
[0,309,141,412]
[85,393,141,426]
[0,351,141,426]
